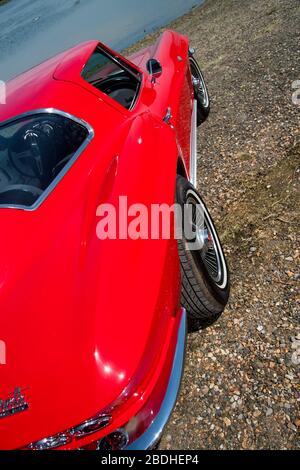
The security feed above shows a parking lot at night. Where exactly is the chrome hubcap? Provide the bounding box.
[187,193,226,288]
[192,77,202,90]
[200,222,221,282]
[190,58,209,109]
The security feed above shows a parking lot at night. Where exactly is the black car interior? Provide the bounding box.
[0,114,88,208]
[81,46,141,110]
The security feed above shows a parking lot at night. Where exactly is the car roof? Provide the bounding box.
[0,40,131,126]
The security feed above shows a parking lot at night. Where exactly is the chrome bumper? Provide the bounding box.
[126,310,187,450]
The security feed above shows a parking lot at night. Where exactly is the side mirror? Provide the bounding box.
[146,59,163,81]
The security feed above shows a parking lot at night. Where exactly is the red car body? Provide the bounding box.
[0,30,196,450]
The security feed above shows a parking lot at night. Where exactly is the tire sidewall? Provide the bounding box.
[189,56,210,125]
[176,176,230,306]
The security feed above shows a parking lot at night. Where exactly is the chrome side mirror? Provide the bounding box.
[146,59,163,81]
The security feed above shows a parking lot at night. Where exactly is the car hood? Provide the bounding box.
[0,112,179,449]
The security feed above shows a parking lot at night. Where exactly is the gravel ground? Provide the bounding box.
[126,0,300,450]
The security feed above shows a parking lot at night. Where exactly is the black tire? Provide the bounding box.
[189,56,210,126]
[176,176,230,326]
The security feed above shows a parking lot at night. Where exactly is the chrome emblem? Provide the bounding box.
[0,387,29,419]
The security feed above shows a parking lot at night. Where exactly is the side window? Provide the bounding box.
[0,113,89,208]
[82,47,141,110]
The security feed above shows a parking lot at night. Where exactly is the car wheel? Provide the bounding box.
[189,56,210,126]
[176,175,230,326]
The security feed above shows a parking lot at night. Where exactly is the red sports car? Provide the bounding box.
[0,30,229,450]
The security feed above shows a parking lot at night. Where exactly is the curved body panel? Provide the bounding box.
[0,30,194,450]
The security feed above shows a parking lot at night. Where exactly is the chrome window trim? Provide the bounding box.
[0,108,94,212]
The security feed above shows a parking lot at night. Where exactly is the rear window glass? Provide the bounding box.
[0,112,89,209]
[82,47,141,110]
